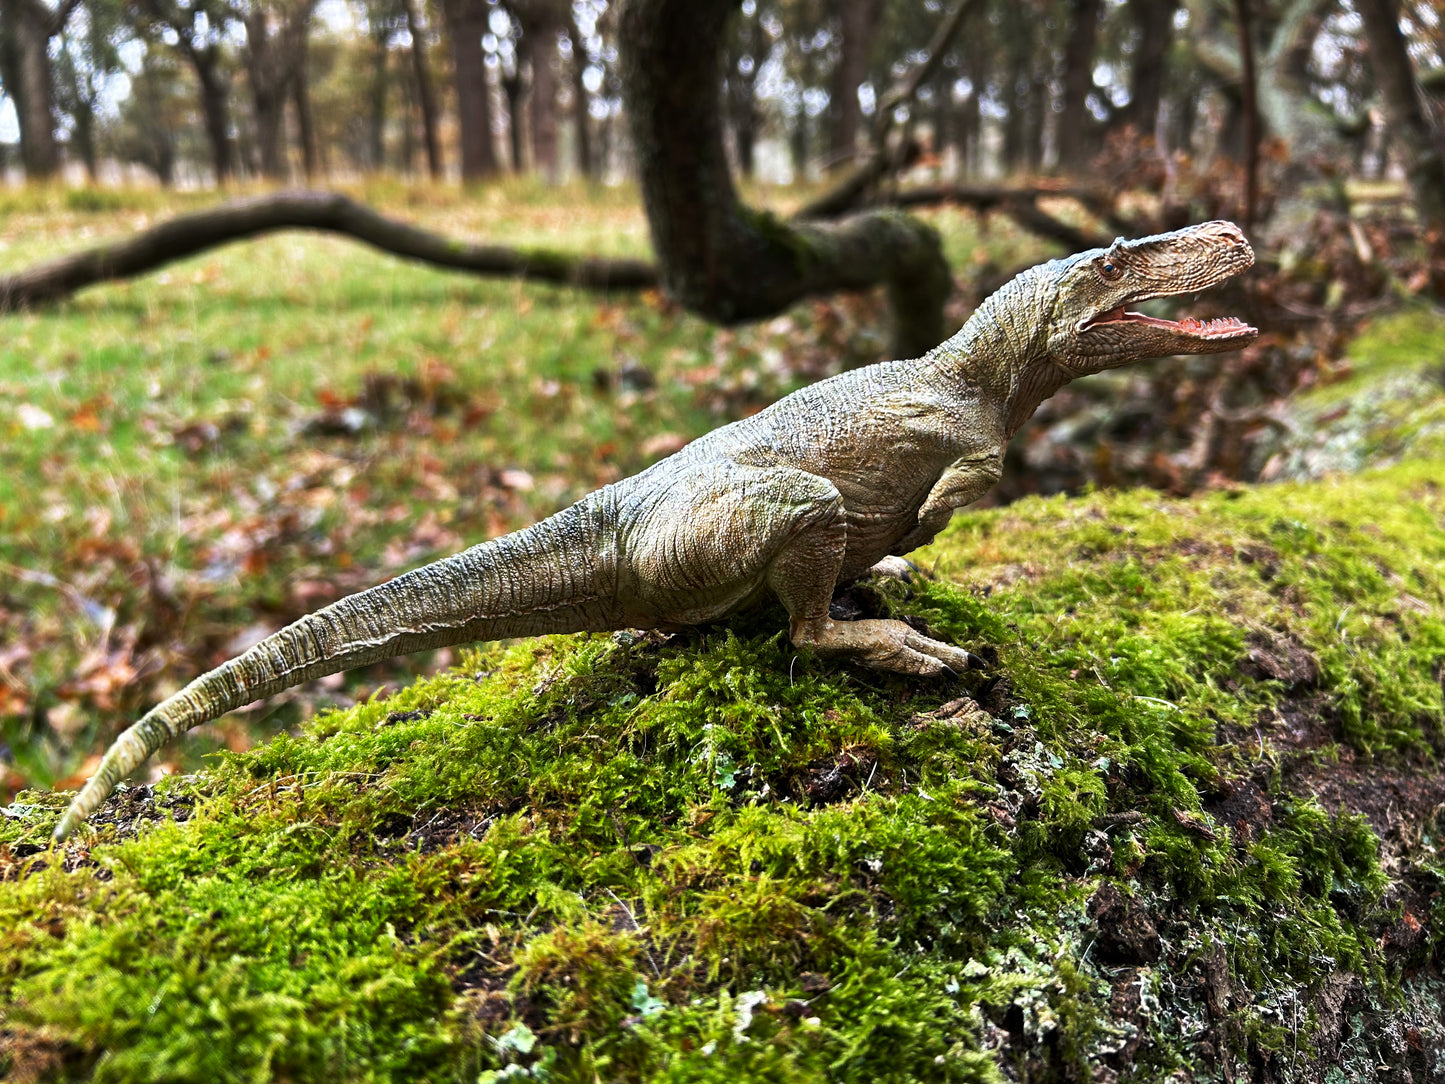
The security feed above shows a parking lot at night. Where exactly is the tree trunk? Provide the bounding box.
[294,60,318,180]
[72,103,97,180]
[1002,34,1030,171]
[194,52,235,183]
[369,21,391,170]
[527,21,559,180]
[502,68,526,172]
[443,0,497,180]
[404,0,443,179]
[1235,0,1260,231]
[570,29,593,179]
[790,111,809,181]
[724,4,761,179]
[1123,0,1175,134]
[398,64,417,172]
[244,8,292,180]
[253,85,287,178]
[618,0,952,358]
[827,0,882,170]
[4,0,69,178]
[1056,0,1101,170]
[1025,71,1046,171]
[1356,0,1445,260]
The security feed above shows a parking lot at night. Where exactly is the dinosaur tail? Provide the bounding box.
[53,498,619,841]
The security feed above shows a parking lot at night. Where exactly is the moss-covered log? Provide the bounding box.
[4,317,1445,1079]
[618,0,952,359]
[0,190,659,312]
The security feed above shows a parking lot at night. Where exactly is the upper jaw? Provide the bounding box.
[1073,220,1259,354]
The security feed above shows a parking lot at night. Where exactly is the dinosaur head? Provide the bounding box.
[1041,220,1258,374]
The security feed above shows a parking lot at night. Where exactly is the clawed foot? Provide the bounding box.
[867,556,923,583]
[797,617,984,677]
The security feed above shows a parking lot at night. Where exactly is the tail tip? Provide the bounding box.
[52,809,80,843]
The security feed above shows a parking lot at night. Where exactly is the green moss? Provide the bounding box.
[5,329,1445,1078]
[1262,304,1445,478]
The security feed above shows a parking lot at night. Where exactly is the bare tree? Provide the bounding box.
[403,0,443,178]
[364,0,404,170]
[54,0,125,181]
[827,0,882,170]
[568,18,594,178]
[1056,0,1101,170]
[133,0,240,183]
[1356,0,1445,253]
[723,0,764,178]
[1121,0,1176,136]
[443,0,499,179]
[515,0,565,181]
[0,0,82,178]
[241,0,319,179]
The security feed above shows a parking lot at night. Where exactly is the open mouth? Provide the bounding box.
[1084,305,1257,341]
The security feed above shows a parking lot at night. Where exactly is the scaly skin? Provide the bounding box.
[53,221,1258,841]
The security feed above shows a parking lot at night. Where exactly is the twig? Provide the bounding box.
[0,190,658,312]
[605,887,661,977]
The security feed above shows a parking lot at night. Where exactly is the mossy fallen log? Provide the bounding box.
[3,458,1442,1082]
[5,318,1445,1081]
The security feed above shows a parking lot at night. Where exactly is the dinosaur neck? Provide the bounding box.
[928,266,1070,436]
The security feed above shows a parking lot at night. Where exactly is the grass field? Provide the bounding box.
[0,180,1053,799]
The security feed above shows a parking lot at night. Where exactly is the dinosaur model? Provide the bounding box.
[53,220,1258,840]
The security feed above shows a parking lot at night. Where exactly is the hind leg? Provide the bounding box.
[623,463,972,675]
[757,484,977,677]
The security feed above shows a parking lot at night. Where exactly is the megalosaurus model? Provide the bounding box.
[54,221,1258,840]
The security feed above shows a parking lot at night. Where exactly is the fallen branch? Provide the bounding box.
[881,183,1115,251]
[0,190,659,312]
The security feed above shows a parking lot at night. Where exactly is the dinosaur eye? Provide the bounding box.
[1099,260,1123,281]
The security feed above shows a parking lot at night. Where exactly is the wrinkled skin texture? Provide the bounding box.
[54,221,1257,840]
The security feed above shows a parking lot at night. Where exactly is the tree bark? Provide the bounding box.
[1355,0,1445,241]
[1,0,77,179]
[242,3,317,180]
[194,52,235,182]
[293,34,318,179]
[1056,0,1101,170]
[139,0,238,184]
[0,191,658,312]
[443,0,498,180]
[1122,0,1175,134]
[368,17,392,169]
[618,0,951,358]
[827,0,882,170]
[404,0,443,179]
[569,24,593,179]
[502,66,526,172]
[520,3,563,181]
[1234,0,1260,231]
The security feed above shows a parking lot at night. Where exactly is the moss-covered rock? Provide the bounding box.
[4,322,1445,1082]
